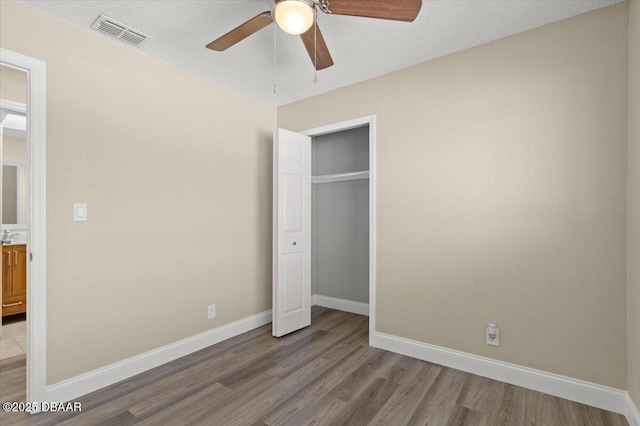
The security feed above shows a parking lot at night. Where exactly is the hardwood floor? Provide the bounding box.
[0,307,628,425]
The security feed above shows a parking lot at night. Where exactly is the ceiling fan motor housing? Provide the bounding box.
[272,0,316,35]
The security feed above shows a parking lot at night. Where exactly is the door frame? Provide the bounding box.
[299,115,377,343]
[1,48,47,408]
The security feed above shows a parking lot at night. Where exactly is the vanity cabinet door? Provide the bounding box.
[12,246,27,296]
[2,245,27,316]
[2,247,11,297]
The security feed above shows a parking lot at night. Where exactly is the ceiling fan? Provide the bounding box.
[206,0,423,70]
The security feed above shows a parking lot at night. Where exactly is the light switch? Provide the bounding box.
[74,203,88,221]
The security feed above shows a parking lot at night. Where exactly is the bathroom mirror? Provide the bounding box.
[1,104,28,229]
[3,162,27,225]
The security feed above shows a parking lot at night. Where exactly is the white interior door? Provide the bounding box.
[273,128,311,337]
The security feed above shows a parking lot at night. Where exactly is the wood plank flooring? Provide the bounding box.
[0,307,628,425]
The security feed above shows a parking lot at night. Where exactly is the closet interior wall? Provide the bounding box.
[311,126,370,304]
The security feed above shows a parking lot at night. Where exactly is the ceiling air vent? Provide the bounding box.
[91,15,151,47]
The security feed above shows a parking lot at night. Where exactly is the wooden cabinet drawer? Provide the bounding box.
[2,294,26,316]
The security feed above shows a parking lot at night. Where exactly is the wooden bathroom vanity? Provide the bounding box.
[2,244,27,316]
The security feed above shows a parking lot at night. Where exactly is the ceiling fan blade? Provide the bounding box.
[206,11,272,51]
[300,22,334,70]
[320,0,422,22]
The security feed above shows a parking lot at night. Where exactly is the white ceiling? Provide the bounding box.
[22,0,621,106]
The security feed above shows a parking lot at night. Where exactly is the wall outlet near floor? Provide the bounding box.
[207,304,216,319]
[486,323,499,346]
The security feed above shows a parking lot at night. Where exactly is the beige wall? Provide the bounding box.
[279,4,629,388]
[3,136,27,162]
[0,1,276,383]
[0,0,633,393]
[628,0,640,409]
[0,64,27,104]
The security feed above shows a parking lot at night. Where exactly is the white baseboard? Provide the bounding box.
[628,393,640,426]
[39,308,639,424]
[312,294,369,316]
[371,331,628,416]
[45,310,272,404]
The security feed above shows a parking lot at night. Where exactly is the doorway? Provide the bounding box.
[0,49,47,408]
[1,71,29,362]
[272,116,377,342]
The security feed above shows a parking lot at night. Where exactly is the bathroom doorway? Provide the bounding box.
[1,64,29,361]
[0,49,47,408]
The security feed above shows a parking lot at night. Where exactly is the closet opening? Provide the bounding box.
[272,116,376,341]
[310,125,370,317]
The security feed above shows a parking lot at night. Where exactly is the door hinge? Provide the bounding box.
[29,252,33,261]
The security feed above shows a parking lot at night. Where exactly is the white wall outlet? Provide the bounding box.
[486,323,500,346]
[207,304,216,319]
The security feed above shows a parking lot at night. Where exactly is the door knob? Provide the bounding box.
[292,242,297,246]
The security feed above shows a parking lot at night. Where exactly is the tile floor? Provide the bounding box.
[0,314,26,360]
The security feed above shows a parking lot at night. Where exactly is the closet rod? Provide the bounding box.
[311,170,369,184]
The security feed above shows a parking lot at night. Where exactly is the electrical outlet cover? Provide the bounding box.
[486,326,500,346]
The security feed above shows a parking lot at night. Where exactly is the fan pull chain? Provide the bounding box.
[273,23,277,94]
[313,7,318,84]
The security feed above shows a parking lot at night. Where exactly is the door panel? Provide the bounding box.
[273,128,311,337]
[283,173,304,232]
[283,141,304,163]
[282,252,304,314]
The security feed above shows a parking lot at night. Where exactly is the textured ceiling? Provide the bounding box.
[22,0,621,106]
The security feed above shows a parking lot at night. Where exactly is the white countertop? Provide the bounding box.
[1,229,27,245]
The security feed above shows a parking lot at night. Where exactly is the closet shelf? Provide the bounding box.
[311,170,369,184]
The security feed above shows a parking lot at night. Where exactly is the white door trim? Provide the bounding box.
[300,115,377,344]
[1,48,47,409]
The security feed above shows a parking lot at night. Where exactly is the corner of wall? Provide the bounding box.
[628,0,640,413]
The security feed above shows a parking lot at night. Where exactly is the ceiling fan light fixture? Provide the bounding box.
[273,0,315,35]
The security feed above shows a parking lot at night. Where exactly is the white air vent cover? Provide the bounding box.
[91,15,151,47]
